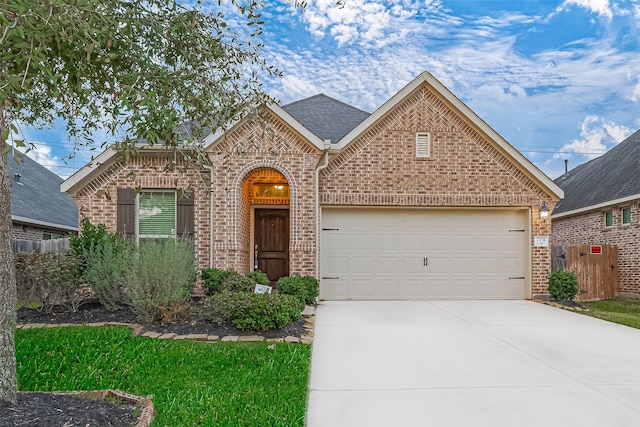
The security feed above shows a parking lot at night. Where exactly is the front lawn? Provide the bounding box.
[581,298,640,329]
[16,326,311,426]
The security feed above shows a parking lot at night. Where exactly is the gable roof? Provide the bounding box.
[334,71,563,200]
[63,71,563,200]
[281,94,370,144]
[8,149,78,231]
[552,129,640,218]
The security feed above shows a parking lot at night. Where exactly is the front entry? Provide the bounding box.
[254,209,290,284]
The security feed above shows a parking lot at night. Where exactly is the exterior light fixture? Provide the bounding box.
[539,203,550,220]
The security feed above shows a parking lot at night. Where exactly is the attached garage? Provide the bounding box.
[320,208,529,300]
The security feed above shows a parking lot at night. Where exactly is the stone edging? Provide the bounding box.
[17,305,316,344]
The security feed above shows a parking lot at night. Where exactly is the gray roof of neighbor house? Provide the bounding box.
[8,149,78,231]
[553,129,640,215]
[282,94,371,144]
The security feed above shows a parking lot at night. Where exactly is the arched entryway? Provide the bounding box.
[241,169,290,284]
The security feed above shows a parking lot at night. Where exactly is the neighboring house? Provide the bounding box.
[8,149,78,240]
[552,129,640,295]
[61,72,563,300]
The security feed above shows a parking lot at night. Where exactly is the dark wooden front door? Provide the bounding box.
[254,209,289,284]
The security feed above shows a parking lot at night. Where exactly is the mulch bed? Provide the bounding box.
[0,392,140,427]
[9,298,309,426]
[17,298,308,338]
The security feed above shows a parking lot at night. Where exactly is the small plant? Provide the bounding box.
[14,250,83,312]
[83,236,133,310]
[126,239,197,322]
[69,217,122,273]
[158,300,192,324]
[219,271,255,293]
[276,275,319,306]
[201,268,232,295]
[548,270,578,301]
[247,270,270,286]
[203,291,302,331]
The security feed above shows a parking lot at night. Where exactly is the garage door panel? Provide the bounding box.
[321,208,527,300]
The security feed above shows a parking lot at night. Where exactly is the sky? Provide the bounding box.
[12,0,640,180]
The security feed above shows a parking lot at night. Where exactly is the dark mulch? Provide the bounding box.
[0,392,139,427]
[17,298,308,339]
[12,298,309,426]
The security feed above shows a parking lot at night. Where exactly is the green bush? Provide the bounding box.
[15,250,83,312]
[219,271,255,293]
[201,268,232,295]
[548,270,578,301]
[247,270,270,286]
[276,275,319,306]
[83,236,133,310]
[126,239,197,322]
[69,218,122,271]
[203,291,302,331]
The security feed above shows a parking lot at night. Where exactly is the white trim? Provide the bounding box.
[333,72,563,200]
[60,146,118,194]
[552,193,640,219]
[11,215,78,232]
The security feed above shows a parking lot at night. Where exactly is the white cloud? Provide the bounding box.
[557,115,631,160]
[558,0,614,19]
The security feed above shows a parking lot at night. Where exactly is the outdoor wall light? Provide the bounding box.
[539,203,550,220]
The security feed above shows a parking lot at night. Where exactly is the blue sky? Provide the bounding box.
[13,0,640,180]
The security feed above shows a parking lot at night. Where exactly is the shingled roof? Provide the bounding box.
[282,94,370,144]
[8,149,78,231]
[553,129,640,215]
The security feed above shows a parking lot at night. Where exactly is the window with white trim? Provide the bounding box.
[604,210,613,228]
[621,207,631,225]
[138,191,176,240]
[416,132,430,158]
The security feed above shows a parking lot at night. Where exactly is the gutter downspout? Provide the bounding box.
[315,140,331,279]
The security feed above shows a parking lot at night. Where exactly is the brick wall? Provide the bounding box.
[320,85,558,296]
[552,200,640,294]
[11,223,45,240]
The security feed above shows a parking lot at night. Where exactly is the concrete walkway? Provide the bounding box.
[306,300,640,427]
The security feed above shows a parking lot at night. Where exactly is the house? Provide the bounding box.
[552,129,640,296]
[9,149,78,240]
[61,72,563,300]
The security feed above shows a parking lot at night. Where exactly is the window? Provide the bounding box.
[622,207,631,225]
[604,210,613,228]
[416,132,430,158]
[138,191,176,239]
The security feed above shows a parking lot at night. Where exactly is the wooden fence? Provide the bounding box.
[12,238,70,254]
[551,244,618,302]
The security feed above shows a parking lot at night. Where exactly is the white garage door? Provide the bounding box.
[320,208,528,300]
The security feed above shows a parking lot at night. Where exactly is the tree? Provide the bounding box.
[0,0,276,403]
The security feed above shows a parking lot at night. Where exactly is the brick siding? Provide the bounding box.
[552,200,640,294]
[67,83,560,297]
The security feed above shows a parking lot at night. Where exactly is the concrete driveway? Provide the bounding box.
[306,300,640,426]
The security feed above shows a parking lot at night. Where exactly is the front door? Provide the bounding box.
[254,209,290,284]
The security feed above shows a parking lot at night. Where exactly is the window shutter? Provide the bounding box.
[177,192,194,238]
[139,192,176,237]
[117,188,135,238]
[416,132,430,158]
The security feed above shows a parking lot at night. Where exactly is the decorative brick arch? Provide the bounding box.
[230,160,299,250]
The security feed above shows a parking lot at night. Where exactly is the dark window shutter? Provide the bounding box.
[117,188,135,238]
[176,192,194,238]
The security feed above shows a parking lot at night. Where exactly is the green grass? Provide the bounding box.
[582,298,640,329]
[16,327,311,426]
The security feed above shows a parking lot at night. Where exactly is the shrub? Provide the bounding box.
[125,239,197,322]
[15,250,83,312]
[247,270,270,286]
[219,271,255,293]
[201,268,232,295]
[276,275,319,306]
[203,291,302,331]
[548,270,578,301]
[83,236,133,310]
